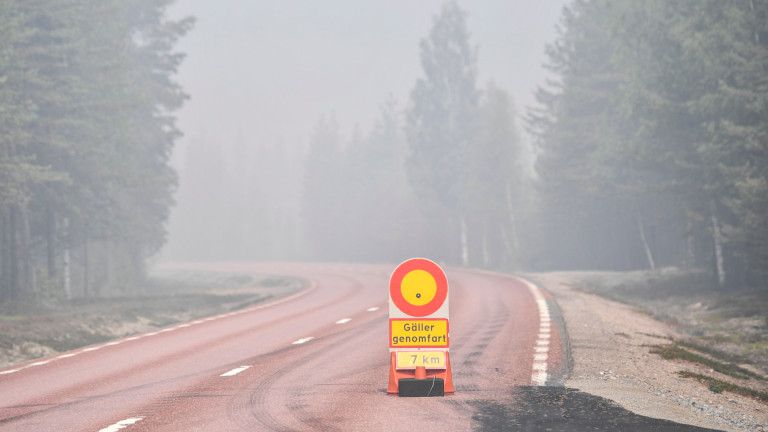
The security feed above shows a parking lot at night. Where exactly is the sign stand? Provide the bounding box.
[387,258,454,396]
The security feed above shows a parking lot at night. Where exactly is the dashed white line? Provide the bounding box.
[292,337,314,345]
[58,353,78,359]
[366,307,379,312]
[98,417,144,432]
[335,318,352,324]
[220,365,252,377]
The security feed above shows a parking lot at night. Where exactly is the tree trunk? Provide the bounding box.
[460,213,469,266]
[637,214,656,270]
[503,182,520,268]
[21,203,35,299]
[0,208,10,302]
[9,204,30,300]
[46,201,56,279]
[710,201,726,289]
[62,217,71,300]
[83,239,90,298]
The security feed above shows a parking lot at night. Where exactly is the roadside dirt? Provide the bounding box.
[0,270,301,369]
[529,271,768,432]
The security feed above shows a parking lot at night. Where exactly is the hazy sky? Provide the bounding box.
[167,1,567,159]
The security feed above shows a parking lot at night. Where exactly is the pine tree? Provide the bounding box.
[405,0,479,265]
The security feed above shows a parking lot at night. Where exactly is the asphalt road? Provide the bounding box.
[0,263,718,431]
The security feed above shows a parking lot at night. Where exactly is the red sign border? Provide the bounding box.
[389,258,448,317]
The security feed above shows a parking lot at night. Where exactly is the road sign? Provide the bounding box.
[395,351,446,370]
[390,319,449,348]
[389,258,448,319]
[387,258,454,396]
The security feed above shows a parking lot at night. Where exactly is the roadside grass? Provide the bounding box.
[577,268,768,373]
[677,371,768,403]
[0,271,301,367]
[649,343,765,381]
[576,268,768,404]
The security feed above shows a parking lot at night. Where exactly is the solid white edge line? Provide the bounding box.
[519,276,550,386]
[98,417,144,432]
[1,278,321,376]
[220,365,252,377]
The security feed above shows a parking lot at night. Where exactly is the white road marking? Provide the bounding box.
[0,279,321,375]
[532,371,547,385]
[366,307,379,312]
[521,277,551,386]
[221,366,251,377]
[336,318,351,324]
[99,417,144,432]
[292,337,314,345]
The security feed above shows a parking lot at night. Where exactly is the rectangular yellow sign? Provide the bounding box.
[395,351,447,370]
[390,319,449,348]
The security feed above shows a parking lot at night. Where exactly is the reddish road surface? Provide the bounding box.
[0,263,566,431]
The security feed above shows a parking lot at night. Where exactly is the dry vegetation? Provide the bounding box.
[576,268,768,401]
[0,270,301,368]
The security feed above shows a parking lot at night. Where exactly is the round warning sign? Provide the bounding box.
[389,258,448,317]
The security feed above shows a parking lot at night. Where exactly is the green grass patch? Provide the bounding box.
[678,371,768,403]
[676,339,751,365]
[651,343,765,381]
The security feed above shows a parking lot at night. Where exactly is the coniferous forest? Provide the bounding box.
[4,0,768,305]
[528,0,768,290]
[0,0,191,302]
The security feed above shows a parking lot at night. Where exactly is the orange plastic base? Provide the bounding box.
[387,351,454,395]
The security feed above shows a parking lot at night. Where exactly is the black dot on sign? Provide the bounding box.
[416,293,421,298]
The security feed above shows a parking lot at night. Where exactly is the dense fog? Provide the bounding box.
[162,0,565,266]
[3,0,767,302]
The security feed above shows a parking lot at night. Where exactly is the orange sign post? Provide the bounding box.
[387,258,454,396]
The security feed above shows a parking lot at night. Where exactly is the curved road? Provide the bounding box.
[0,262,634,431]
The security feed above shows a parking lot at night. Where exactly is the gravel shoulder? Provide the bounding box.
[529,271,768,432]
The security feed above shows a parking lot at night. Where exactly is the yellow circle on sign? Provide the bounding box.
[400,270,437,306]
